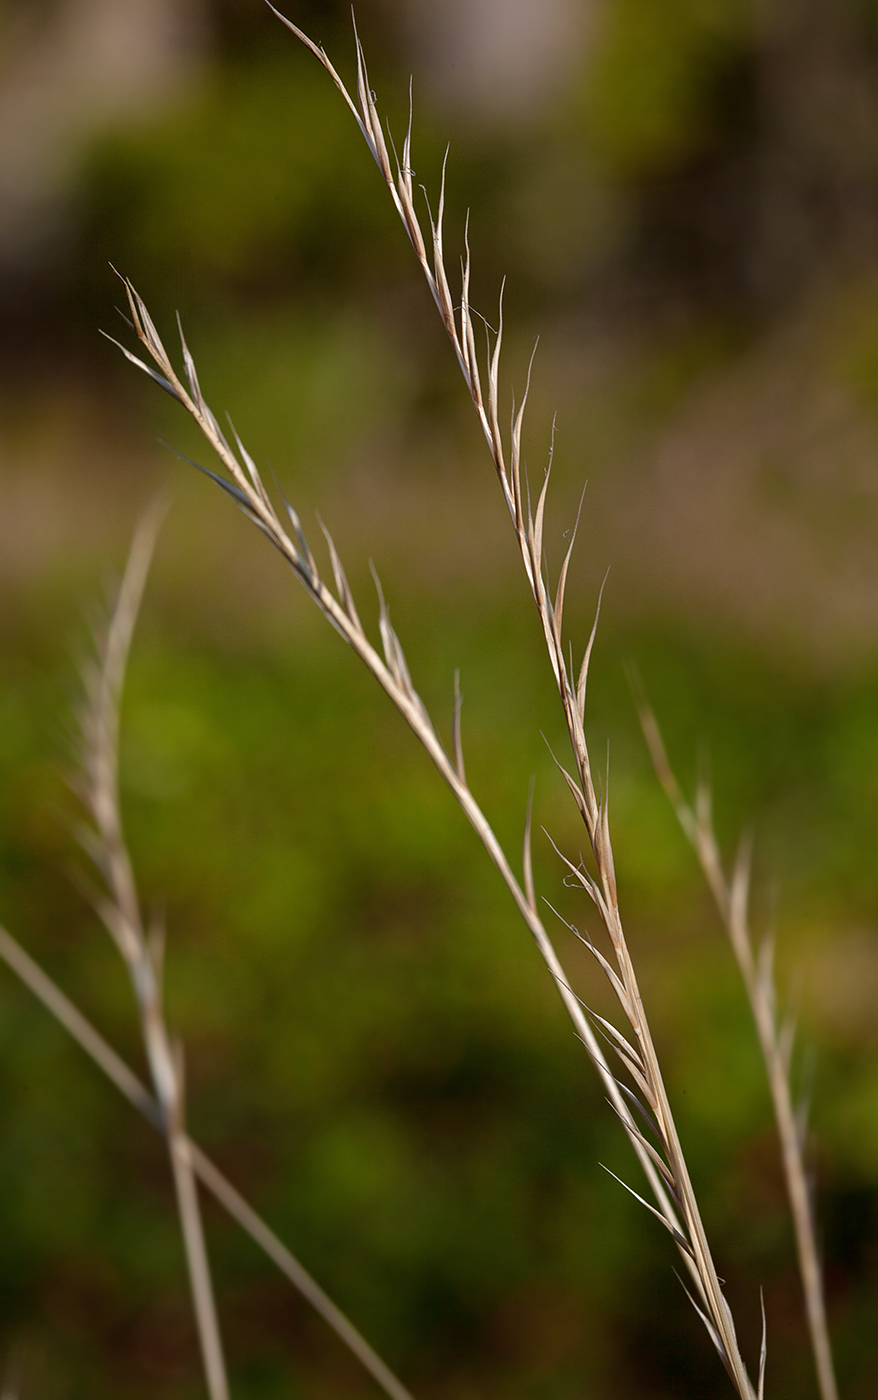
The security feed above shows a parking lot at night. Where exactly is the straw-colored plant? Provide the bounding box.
[0,7,842,1399]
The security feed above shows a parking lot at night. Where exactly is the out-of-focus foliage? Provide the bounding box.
[3,1,878,1398]
[579,0,752,177]
[6,593,878,1399]
[85,53,397,288]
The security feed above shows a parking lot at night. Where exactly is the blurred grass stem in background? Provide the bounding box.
[0,914,415,1400]
[74,501,230,1400]
[637,694,839,1400]
[1,511,416,1400]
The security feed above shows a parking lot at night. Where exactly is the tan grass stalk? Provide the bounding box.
[78,507,414,1400]
[107,265,756,1400]
[105,279,681,1249]
[255,13,759,1395]
[638,703,839,1400]
[0,922,415,1400]
[74,502,230,1400]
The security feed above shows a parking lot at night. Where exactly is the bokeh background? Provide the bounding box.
[2,1,878,1396]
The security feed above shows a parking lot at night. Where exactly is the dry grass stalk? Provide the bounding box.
[60,504,415,1399]
[71,507,415,1400]
[104,280,681,1285]
[104,10,765,1389]
[263,12,762,1396]
[0,921,415,1400]
[74,502,230,1400]
[639,703,839,1400]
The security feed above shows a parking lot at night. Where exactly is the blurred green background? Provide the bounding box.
[3,0,878,1396]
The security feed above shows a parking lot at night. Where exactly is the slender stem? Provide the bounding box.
[108,20,758,1379]
[0,923,415,1400]
[80,508,230,1400]
[169,1117,230,1400]
[641,705,839,1400]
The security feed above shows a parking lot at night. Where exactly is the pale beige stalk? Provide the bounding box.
[78,511,414,1400]
[260,12,760,1395]
[76,504,230,1400]
[0,921,415,1400]
[105,279,683,1261]
[639,704,839,1400]
[108,246,755,1400]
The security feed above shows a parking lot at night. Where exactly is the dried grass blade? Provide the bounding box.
[460,219,482,407]
[676,1270,734,1375]
[601,1167,695,1258]
[353,21,393,185]
[279,496,318,578]
[428,149,456,337]
[522,779,536,912]
[401,77,415,203]
[614,1111,678,1195]
[121,274,173,369]
[0,924,415,1400]
[99,332,180,400]
[643,705,838,1400]
[320,519,363,632]
[731,835,753,942]
[113,67,757,1381]
[588,1009,644,1075]
[576,570,607,723]
[227,417,270,502]
[758,1291,768,1400]
[508,338,536,513]
[168,1050,229,1400]
[452,671,466,785]
[371,565,412,694]
[487,282,506,470]
[176,312,203,406]
[0,924,158,1126]
[266,4,371,157]
[79,511,230,1400]
[544,744,588,821]
[633,686,697,841]
[163,445,254,514]
[532,459,552,582]
[592,1024,655,1107]
[553,483,586,646]
[615,1080,661,1143]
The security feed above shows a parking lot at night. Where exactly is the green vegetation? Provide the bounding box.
[3,1,878,1396]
